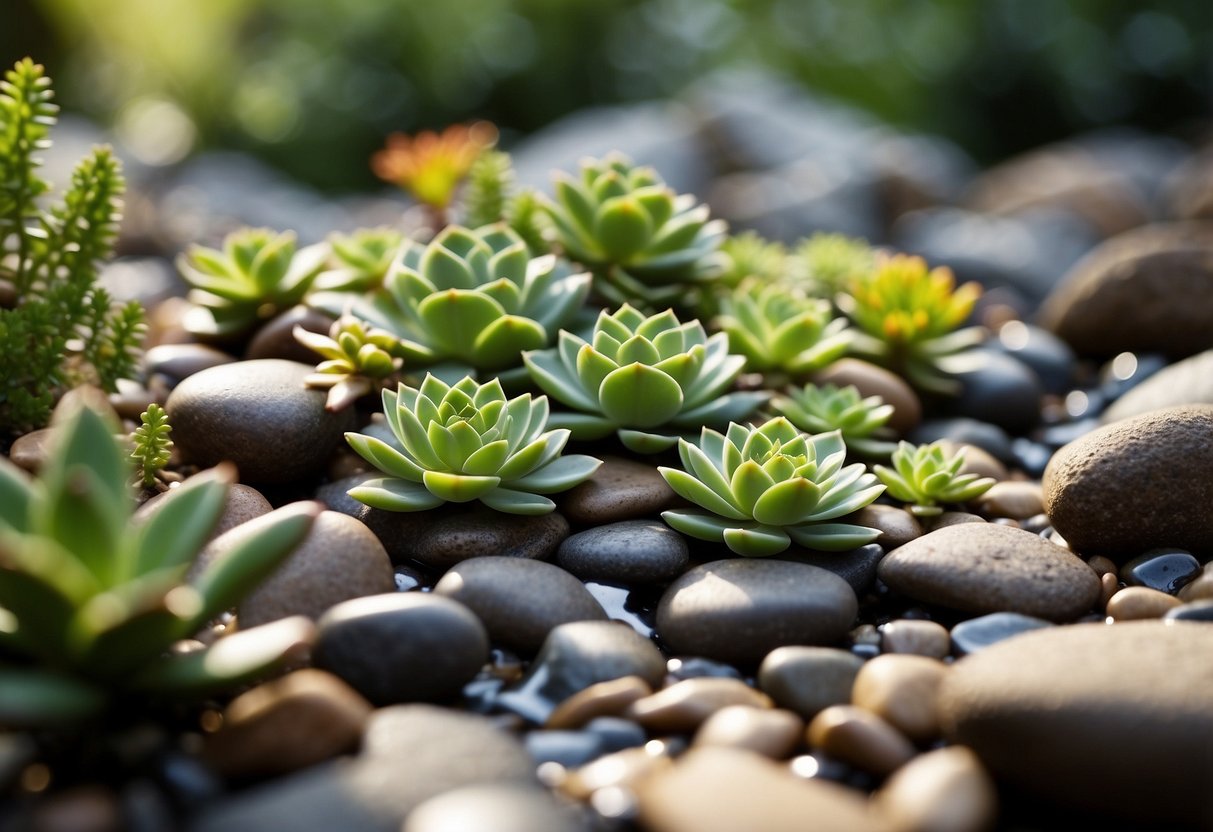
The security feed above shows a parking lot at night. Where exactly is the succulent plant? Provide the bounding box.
[294,316,405,412]
[541,153,726,307]
[130,403,173,487]
[462,148,515,229]
[837,254,983,394]
[310,228,405,294]
[873,440,995,517]
[0,404,319,727]
[658,417,885,557]
[345,374,601,515]
[794,232,875,296]
[372,122,498,212]
[719,231,788,288]
[177,228,328,338]
[523,304,766,453]
[773,383,897,458]
[309,224,590,377]
[715,278,852,378]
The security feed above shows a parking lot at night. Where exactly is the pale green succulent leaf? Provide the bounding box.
[524,348,600,413]
[659,467,747,520]
[463,440,512,476]
[723,524,792,557]
[751,478,822,527]
[786,522,881,551]
[422,471,501,503]
[129,466,231,579]
[0,668,105,727]
[510,454,601,494]
[471,315,548,370]
[598,363,684,428]
[729,460,774,515]
[617,429,679,454]
[479,488,557,515]
[660,509,735,543]
[0,459,32,533]
[349,478,445,512]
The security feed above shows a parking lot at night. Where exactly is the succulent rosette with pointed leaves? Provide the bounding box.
[523,304,767,454]
[773,383,897,458]
[794,232,875,296]
[716,278,853,378]
[542,153,726,307]
[310,228,405,294]
[874,440,995,517]
[177,228,328,338]
[658,417,885,557]
[309,224,590,376]
[294,316,405,412]
[345,374,601,515]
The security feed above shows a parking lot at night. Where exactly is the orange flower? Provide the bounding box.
[371,121,498,208]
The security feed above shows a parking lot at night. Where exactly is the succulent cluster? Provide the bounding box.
[659,417,885,557]
[773,383,897,458]
[346,374,601,515]
[294,316,405,412]
[874,440,995,516]
[795,233,875,296]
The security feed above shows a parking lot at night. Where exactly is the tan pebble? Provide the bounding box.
[560,455,676,524]
[1099,572,1120,610]
[1179,569,1213,602]
[879,620,951,659]
[546,675,652,730]
[852,654,948,743]
[936,442,1008,483]
[1106,586,1182,620]
[693,705,804,759]
[875,746,998,832]
[625,677,772,734]
[922,512,986,531]
[561,745,673,801]
[972,481,1043,520]
[806,705,917,776]
[846,505,923,550]
[8,427,55,473]
[1086,555,1118,578]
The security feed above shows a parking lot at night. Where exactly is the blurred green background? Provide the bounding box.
[4,0,1210,191]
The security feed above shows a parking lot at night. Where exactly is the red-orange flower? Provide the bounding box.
[371,121,498,208]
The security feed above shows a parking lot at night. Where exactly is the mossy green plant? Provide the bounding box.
[130,403,173,487]
[873,440,995,516]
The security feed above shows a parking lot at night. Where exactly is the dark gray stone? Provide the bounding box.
[757,646,865,721]
[244,305,335,364]
[944,350,1043,435]
[557,520,690,585]
[949,612,1054,656]
[910,418,1014,464]
[1119,549,1202,595]
[989,323,1076,395]
[779,543,885,595]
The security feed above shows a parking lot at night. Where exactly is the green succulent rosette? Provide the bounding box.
[773,383,897,458]
[543,153,726,307]
[523,304,767,454]
[873,440,995,517]
[310,228,405,294]
[309,223,590,377]
[294,316,406,412]
[659,417,885,557]
[345,374,601,515]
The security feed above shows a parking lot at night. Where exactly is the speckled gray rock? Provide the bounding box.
[757,646,864,720]
[657,560,859,666]
[433,557,607,655]
[877,523,1099,622]
[313,594,489,705]
[557,520,690,584]
[1043,405,1213,562]
[560,456,677,525]
[940,622,1213,826]
[166,359,355,483]
[1101,348,1213,423]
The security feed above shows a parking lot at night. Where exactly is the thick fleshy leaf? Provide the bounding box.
[752,478,822,527]
[729,460,774,515]
[524,348,600,413]
[417,290,504,356]
[39,465,125,585]
[471,315,548,370]
[394,407,445,470]
[546,412,617,440]
[661,509,734,543]
[678,440,736,507]
[617,430,679,454]
[0,668,105,727]
[0,459,32,532]
[349,478,445,512]
[0,540,84,659]
[511,454,601,494]
[128,465,233,579]
[463,440,511,476]
[478,488,557,515]
[598,364,683,428]
[659,468,747,520]
[615,334,661,366]
[419,241,477,289]
[786,522,881,551]
[723,525,792,557]
[345,433,426,482]
[496,435,553,481]
[422,471,501,503]
[553,175,599,238]
[804,482,886,522]
[575,344,618,403]
[530,271,592,333]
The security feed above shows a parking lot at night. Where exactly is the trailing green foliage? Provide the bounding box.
[659,417,885,557]
[295,316,405,412]
[0,403,319,727]
[873,440,995,517]
[130,403,173,487]
[773,383,897,458]
[345,374,601,515]
[0,59,144,435]
[463,149,515,229]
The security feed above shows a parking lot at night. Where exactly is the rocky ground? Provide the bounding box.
[7,69,1213,832]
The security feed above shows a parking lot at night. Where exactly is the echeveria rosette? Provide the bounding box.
[310,228,405,294]
[345,375,601,515]
[658,417,885,557]
[309,223,590,378]
[523,304,767,454]
[837,254,984,395]
[716,278,853,379]
[874,440,995,517]
[542,153,727,308]
[178,228,328,338]
[773,383,897,458]
[294,316,405,412]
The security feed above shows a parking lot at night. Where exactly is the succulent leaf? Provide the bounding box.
[873,440,995,516]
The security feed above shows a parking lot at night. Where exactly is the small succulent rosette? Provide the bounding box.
[310,228,406,294]
[659,417,886,557]
[773,383,898,458]
[523,304,767,454]
[295,316,406,412]
[874,440,995,517]
[345,374,601,515]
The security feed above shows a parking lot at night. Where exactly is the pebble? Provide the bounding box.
[845,505,923,551]
[693,705,804,759]
[313,593,489,705]
[949,612,1053,656]
[666,656,744,682]
[1101,348,1213,423]
[625,677,774,734]
[940,621,1213,826]
[244,305,334,363]
[757,647,865,721]
[920,511,985,532]
[1043,405,1213,561]
[556,520,690,584]
[805,705,917,776]
[971,481,1044,521]
[779,543,886,595]
[1179,569,1213,602]
[636,747,888,832]
[910,421,1013,468]
[138,480,272,544]
[545,676,652,730]
[990,321,1076,394]
[878,620,950,659]
[560,456,678,524]
[1085,555,1118,577]
[404,784,590,832]
[1163,598,1213,622]
[657,560,858,666]
[201,670,371,781]
[28,786,122,832]
[433,557,607,655]
[1105,586,1182,620]
[874,746,998,832]
[524,730,605,768]
[166,359,355,483]
[561,746,673,802]
[944,350,1043,435]
[877,523,1100,622]
[812,358,922,435]
[1118,548,1201,594]
[851,654,948,743]
[585,717,648,753]
[8,427,54,473]
[143,343,235,384]
[1099,572,1119,609]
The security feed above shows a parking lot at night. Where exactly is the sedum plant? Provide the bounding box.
[309,223,590,377]
[773,383,897,458]
[130,403,173,487]
[294,316,405,412]
[719,231,788,289]
[0,404,319,727]
[874,440,995,517]
[715,278,852,379]
[793,232,875,297]
[310,228,405,294]
[177,227,328,338]
[542,153,726,308]
[345,374,601,515]
[524,304,766,453]
[837,254,983,394]
[659,417,885,557]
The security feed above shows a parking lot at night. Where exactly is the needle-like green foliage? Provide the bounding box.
[130,403,173,487]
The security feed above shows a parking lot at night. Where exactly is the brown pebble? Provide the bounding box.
[1100,573,1120,610]
[813,358,922,435]
[1086,555,1119,578]
[922,512,985,531]
[693,706,804,759]
[546,676,652,730]
[972,481,1044,520]
[848,504,923,550]
[560,455,677,524]
[625,677,773,734]
[561,746,673,801]
[879,620,951,660]
[1178,569,1213,602]
[8,427,55,473]
[806,705,917,776]
[936,442,1008,483]
[875,746,998,832]
[1106,586,1182,620]
[852,654,948,743]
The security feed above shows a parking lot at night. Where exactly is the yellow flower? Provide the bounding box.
[371,121,498,208]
